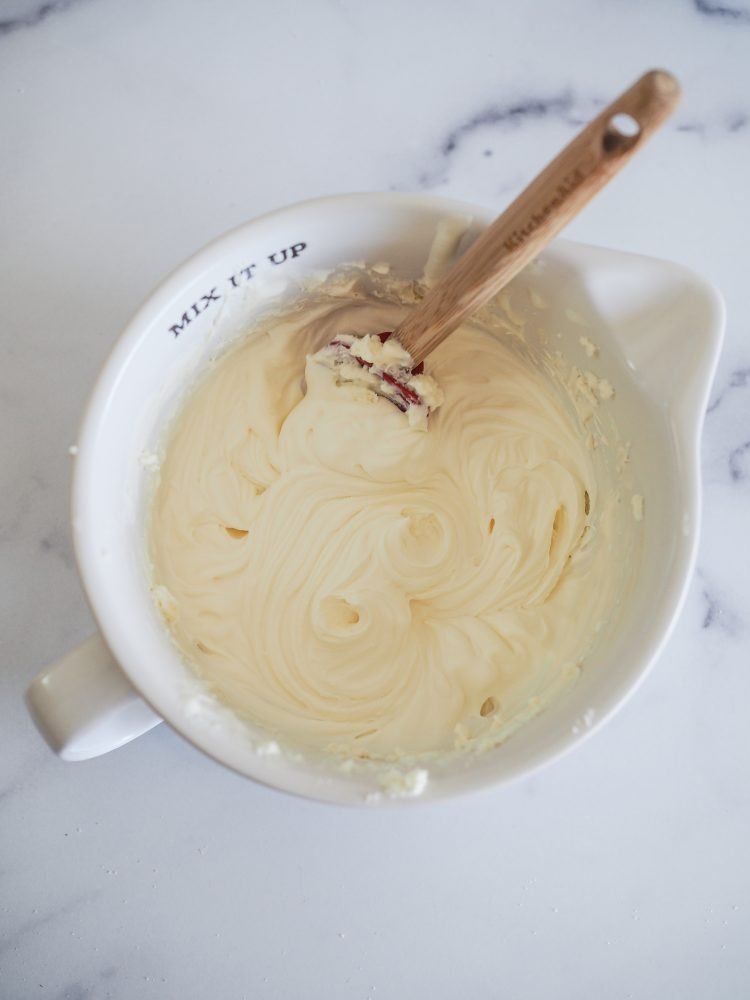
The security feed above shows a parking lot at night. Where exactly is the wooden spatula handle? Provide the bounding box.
[395,69,681,364]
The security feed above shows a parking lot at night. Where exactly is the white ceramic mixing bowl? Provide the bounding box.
[26,193,724,804]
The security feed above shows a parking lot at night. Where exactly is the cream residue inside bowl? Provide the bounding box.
[148,265,639,765]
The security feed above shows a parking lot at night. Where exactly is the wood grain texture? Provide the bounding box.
[395,70,681,364]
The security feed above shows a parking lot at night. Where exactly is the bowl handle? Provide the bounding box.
[25,634,162,761]
[570,245,726,453]
[622,273,725,449]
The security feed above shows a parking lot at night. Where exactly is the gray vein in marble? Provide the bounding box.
[729,440,750,481]
[673,114,747,136]
[701,589,744,635]
[0,891,97,961]
[47,963,125,997]
[0,0,86,38]
[676,122,706,135]
[693,0,750,24]
[40,524,76,570]
[413,87,748,192]
[696,571,745,636]
[53,981,97,1000]
[416,92,579,188]
[0,748,54,805]
[707,367,750,412]
[55,969,119,1000]
[703,589,721,629]
[440,94,575,156]
[0,473,47,542]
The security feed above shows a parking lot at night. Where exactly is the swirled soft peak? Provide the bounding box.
[150,278,630,759]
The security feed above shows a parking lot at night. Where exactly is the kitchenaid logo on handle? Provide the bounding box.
[168,241,307,337]
[502,168,585,252]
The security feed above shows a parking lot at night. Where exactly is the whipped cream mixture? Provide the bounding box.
[150,274,631,760]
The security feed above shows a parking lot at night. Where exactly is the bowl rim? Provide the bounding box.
[71,191,726,805]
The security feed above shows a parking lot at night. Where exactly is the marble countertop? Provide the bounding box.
[2,1,749,997]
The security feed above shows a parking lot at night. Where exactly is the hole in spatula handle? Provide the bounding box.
[602,112,642,155]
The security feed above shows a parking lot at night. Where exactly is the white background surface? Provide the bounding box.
[2,1,749,997]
